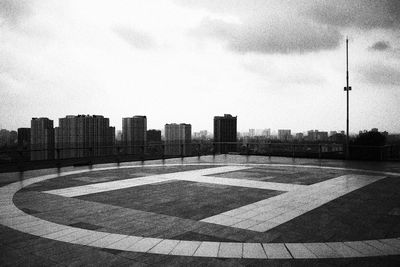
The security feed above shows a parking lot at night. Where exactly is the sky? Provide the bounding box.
[0,0,399,134]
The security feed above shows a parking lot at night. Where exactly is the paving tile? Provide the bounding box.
[248,221,279,232]
[169,240,201,256]
[88,233,129,247]
[380,238,400,249]
[25,223,67,237]
[234,210,260,219]
[285,243,316,258]
[218,242,243,258]
[303,242,342,258]
[325,242,363,258]
[242,243,266,259]
[148,239,180,254]
[364,240,400,255]
[262,243,292,259]
[127,237,162,253]
[231,219,260,230]
[106,236,143,250]
[53,229,93,242]
[42,227,79,240]
[344,241,386,256]
[193,241,220,257]
[73,231,111,246]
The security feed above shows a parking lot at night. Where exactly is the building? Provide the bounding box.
[116,130,123,142]
[122,116,147,155]
[18,128,31,150]
[330,133,345,143]
[249,129,255,137]
[295,132,304,141]
[307,130,329,142]
[193,130,209,140]
[0,129,17,148]
[329,131,337,137]
[147,129,162,144]
[278,129,292,142]
[31,118,55,160]
[55,115,115,159]
[164,123,191,156]
[214,114,237,153]
[261,129,271,138]
[317,131,329,141]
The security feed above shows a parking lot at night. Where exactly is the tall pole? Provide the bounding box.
[344,37,351,159]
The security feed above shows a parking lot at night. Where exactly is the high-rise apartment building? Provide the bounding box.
[214,114,237,153]
[122,116,147,155]
[164,123,191,156]
[55,115,115,159]
[31,118,55,160]
[278,129,292,142]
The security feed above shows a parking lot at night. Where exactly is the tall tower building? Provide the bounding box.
[31,118,55,160]
[122,116,147,155]
[55,115,115,159]
[214,114,237,153]
[164,123,191,156]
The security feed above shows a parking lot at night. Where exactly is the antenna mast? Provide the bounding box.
[344,37,351,159]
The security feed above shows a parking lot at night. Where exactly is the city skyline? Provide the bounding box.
[1,1,399,133]
[0,113,398,136]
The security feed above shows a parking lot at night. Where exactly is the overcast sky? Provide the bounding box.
[1,0,399,133]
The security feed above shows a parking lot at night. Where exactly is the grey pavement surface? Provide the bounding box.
[1,155,400,266]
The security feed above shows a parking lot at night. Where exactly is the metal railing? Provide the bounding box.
[0,142,398,173]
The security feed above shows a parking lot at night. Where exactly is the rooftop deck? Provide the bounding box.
[1,155,400,266]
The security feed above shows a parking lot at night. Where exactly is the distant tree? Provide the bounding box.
[353,131,386,146]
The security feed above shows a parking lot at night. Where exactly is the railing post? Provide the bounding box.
[56,148,61,171]
[292,144,295,158]
[17,150,24,173]
[89,147,93,169]
[181,144,184,158]
[162,144,165,159]
[246,143,250,156]
[198,143,201,158]
[213,143,216,157]
[318,144,322,159]
[269,143,272,158]
[116,146,120,166]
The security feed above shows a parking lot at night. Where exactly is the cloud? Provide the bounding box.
[183,0,400,55]
[306,0,400,29]
[113,26,156,50]
[193,17,342,54]
[0,0,31,25]
[360,63,400,86]
[369,41,391,51]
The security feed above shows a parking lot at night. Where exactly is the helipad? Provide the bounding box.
[1,155,400,265]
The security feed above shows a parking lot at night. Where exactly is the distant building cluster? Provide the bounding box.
[2,113,399,162]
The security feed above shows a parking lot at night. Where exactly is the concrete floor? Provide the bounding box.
[1,155,400,266]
